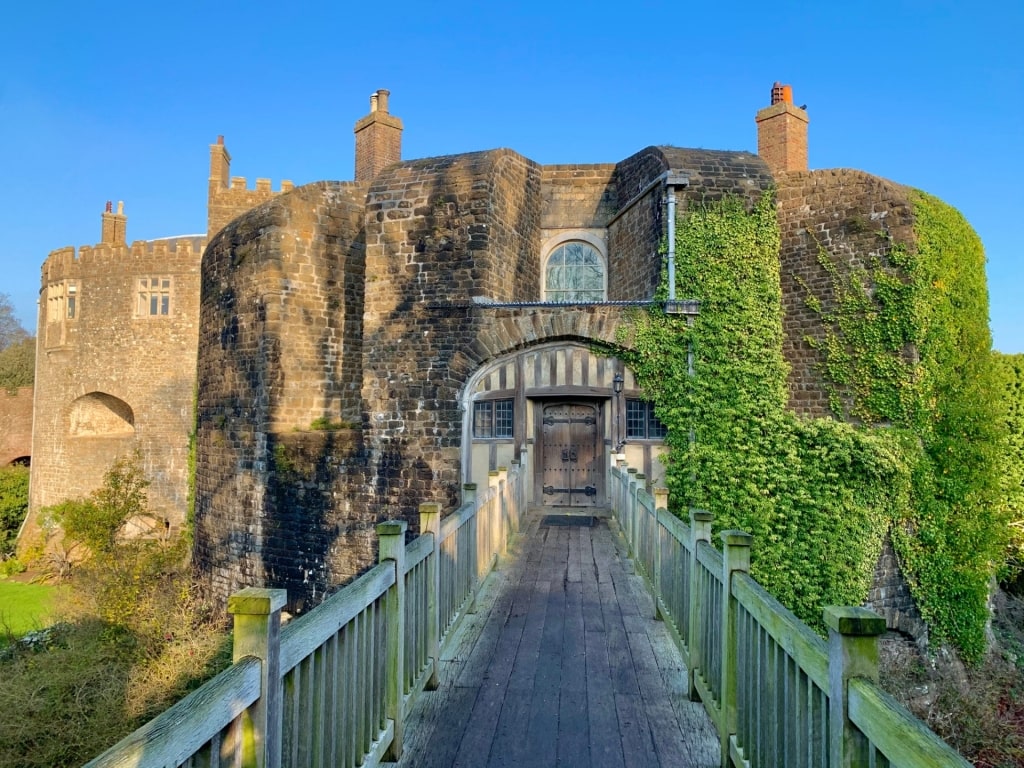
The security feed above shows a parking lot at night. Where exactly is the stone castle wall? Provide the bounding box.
[540,164,616,230]
[609,147,774,300]
[359,150,543,519]
[0,387,33,466]
[207,175,294,241]
[776,169,917,417]
[195,181,370,604]
[25,237,204,544]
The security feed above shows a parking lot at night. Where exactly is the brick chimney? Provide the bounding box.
[755,82,809,174]
[353,89,403,182]
[100,200,127,245]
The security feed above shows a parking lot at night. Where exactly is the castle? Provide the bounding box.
[20,86,924,630]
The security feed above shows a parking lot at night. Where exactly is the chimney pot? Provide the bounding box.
[756,83,809,174]
[354,89,403,182]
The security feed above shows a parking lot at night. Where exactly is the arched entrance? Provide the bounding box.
[462,342,667,508]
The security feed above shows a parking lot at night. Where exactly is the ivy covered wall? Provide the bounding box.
[623,186,1009,660]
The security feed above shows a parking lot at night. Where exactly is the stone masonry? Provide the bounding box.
[24,232,204,547]
[0,387,33,466]
[776,169,917,417]
[26,85,935,637]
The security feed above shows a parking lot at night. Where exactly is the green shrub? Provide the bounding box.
[0,465,29,557]
[0,455,230,767]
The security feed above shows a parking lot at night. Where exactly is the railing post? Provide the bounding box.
[720,530,752,768]
[497,466,509,560]
[627,468,638,551]
[635,473,647,575]
[419,502,441,691]
[509,459,521,535]
[488,470,501,570]
[228,587,287,768]
[825,606,886,768]
[378,520,408,761]
[688,509,713,701]
[464,482,478,612]
[652,488,669,620]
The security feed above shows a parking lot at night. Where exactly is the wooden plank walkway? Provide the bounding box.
[389,510,720,768]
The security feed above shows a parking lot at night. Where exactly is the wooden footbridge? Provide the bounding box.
[87,461,970,768]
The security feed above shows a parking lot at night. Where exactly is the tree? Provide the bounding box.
[0,337,34,391]
[0,292,29,352]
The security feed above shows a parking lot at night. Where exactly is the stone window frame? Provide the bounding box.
[66,281,78,320]
[136,276,173,318]
[44,280,77,348]
[540,231,608,303]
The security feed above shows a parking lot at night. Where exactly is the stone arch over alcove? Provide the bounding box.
[68,392,135,437]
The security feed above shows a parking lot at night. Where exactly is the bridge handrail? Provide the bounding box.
[609,461,970,768]
[84,656,262,767]
[86,457,529,768]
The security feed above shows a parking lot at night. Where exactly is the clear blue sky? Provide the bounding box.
[2,1,1021,351]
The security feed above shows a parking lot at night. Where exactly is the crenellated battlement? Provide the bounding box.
[207,135,294,239]
[42,236,207,282]
[225,176,295,194]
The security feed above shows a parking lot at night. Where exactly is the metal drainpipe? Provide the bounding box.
[667,185,677,302]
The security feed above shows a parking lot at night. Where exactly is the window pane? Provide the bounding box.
[473,402,493,438]
[545,242,604,302]
[494,400,513,438]
[626,399,646,439]
[648,405,667,439]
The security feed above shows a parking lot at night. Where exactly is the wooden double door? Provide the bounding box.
[539,400,604,507]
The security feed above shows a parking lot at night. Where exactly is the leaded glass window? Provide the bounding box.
[473,399,514,438]
[626,399,667,440]
[544,242,605,302]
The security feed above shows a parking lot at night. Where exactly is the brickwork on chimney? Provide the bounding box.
[756,86,810,175]
[354,89,403,183]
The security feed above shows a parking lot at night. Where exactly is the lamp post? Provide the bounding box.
[612,373,624,454]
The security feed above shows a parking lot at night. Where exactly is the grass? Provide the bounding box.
[0,581,57,640]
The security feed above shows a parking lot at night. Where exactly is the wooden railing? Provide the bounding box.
[610,462,971,768]
[85,460,528,768]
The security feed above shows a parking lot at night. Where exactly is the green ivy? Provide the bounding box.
[623,190,1008,659]
[623,193,904,628]
[887,191,1007,659]
[994,353,1024,580]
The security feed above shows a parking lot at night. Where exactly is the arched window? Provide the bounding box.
[544,242,605,302]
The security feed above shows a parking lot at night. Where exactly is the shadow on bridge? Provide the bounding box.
[390,509,719,768]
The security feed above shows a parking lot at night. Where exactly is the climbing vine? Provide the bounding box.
[623,193,904,628]
[622,189,1009,659]
[887,191,1008,659]
[994,353,1024,581]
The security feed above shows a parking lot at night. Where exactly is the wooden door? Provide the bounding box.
[540,402,599,507]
